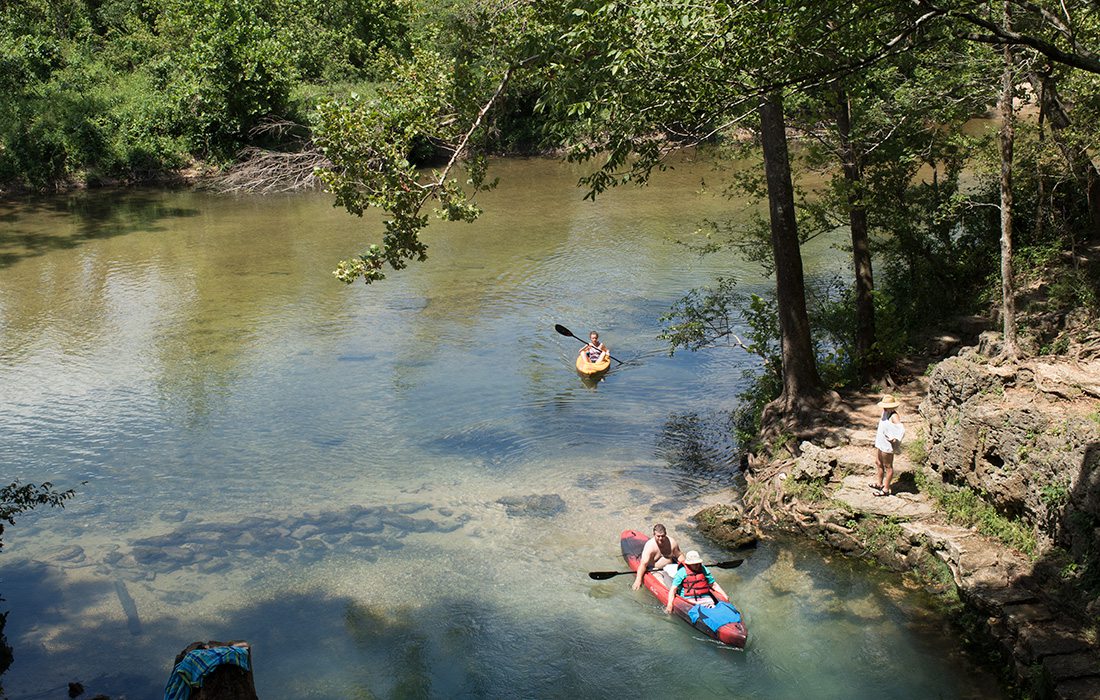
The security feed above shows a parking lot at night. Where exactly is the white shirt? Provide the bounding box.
[875,413,905,453]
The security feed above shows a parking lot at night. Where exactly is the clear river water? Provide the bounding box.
[0,157,1004,699]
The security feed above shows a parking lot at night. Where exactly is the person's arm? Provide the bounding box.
[633,543,654,590]
[704,567,727,600]
[710,575,727,601]
[666,569,686,613]
[889,414,906,443]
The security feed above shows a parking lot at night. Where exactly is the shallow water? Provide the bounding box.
[0,157,1003,698]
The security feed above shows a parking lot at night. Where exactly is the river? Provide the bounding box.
[0,156,1003,698]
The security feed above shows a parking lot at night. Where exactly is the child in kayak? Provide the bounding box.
[580,331,609,364]
[666,550,729,612]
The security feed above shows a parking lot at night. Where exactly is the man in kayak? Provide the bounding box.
[632,523,683,590]
[579,330,609,364]
[665,550,729,612]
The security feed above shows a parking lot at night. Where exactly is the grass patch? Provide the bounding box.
[1040,479,1069,508]
[785,477,829,503]
[916,471,1037,557]
[908,547,961,602]
[855,515,905,554]
[905,437,928,467]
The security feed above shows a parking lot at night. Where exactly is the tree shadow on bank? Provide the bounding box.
[980,441,1100,697]
[1025,440,1100,618]
[0,190,199,269]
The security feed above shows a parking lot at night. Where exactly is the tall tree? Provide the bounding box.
[998,0,1019,358]
[906,0,1100,241]
[317,1,835,413]
[832,86,877,380]
[759,92,823,409]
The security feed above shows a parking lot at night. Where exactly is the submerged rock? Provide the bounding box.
[54,545,85,563]
[497,494,566,518]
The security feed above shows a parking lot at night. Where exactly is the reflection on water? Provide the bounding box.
[0,158,1003,699]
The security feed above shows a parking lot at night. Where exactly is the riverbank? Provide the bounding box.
[700,243,1100,699]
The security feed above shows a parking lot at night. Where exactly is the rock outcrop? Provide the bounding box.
[922,350,1100,554]
[728,334,1100,699]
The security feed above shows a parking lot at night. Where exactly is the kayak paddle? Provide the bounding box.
[588,559,745,580]
[554,324,624,365]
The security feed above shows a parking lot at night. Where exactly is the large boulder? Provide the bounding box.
[791,441,837,481]
[692,504,758,550]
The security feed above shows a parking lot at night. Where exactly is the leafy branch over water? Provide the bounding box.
[0,481,77,552]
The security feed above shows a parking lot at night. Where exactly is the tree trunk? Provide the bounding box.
[999,1,1019,360]
[1036,78,1046,242]
[834,88,876,381]
[1027,70,1100,242]
[758,92,822,406]
[1087,169,1100,243]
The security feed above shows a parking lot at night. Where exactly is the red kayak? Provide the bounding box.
[620,529,747,649]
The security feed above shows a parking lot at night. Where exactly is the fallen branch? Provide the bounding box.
[208,147,330,195]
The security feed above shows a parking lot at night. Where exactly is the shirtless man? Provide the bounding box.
[632,523,684,590]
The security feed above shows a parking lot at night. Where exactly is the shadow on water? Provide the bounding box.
[0,577,733,700]
[0,191,199,269]
[655,410,740,483]
[0,537,1005,700]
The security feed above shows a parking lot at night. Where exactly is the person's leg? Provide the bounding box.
[871,450,884,490]
[882,452,894,494]
[685,595,717,608]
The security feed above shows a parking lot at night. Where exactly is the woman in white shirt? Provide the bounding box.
[871,394,905,496]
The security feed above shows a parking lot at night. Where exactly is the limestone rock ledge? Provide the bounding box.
[921,351,1100,557]
[725,360,1100,700]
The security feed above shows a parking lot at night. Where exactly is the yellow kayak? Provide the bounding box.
[576,353,611,376]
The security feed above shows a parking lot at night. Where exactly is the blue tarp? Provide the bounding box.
[163,645,251,700]
[687,601,742,632]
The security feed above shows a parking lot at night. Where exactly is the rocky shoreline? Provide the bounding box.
[697,304,1100,698]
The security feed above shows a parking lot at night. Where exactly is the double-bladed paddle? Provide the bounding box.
[554,324,624,365]
[588,559,746,580]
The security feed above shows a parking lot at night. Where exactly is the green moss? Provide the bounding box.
[918,474,1037,557]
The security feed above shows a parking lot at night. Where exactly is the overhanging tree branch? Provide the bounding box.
[914,0,1100,73]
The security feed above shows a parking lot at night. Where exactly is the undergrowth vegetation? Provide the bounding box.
[0,0,417,189]
[915,470,1038,557]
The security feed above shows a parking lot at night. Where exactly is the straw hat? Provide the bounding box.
[683,550,703,565]
[876,394,900,409]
